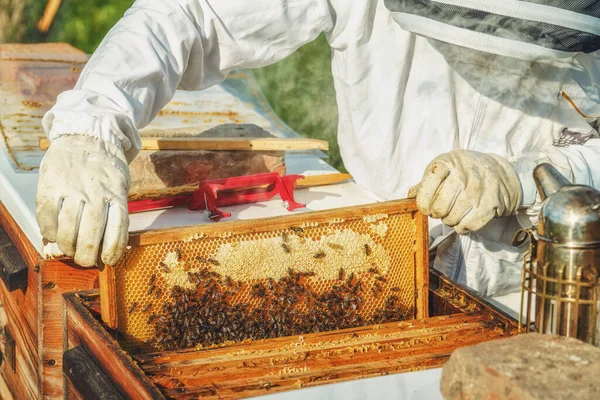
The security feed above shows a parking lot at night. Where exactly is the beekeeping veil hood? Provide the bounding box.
[384,0,600,60]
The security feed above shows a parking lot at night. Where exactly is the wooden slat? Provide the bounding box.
[0,42,88,63]
[99,266,117,330]
[0,372,16,400]
[295,174,352,187]
[414,211,429,319]
[39,137,329,152]
[129,199,418,246]
[63,346,125,400]
[0,203,40,399]
[66,381,86,400]
[64,292,165,399]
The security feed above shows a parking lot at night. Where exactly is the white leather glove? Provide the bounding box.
[408,150,522,234]
[36,135,130,267]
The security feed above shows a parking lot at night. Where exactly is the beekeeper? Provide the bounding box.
[36,0,600,296]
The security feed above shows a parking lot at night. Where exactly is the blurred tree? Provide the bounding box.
[0,0,27,42]
[21,0,134,52]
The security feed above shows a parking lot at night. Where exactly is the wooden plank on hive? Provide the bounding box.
[39,137,329,151]
[0,42,88,63]
[129,199,418,246]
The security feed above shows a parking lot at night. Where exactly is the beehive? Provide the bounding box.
[101,199,428,352]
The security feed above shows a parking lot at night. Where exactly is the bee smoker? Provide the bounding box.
[518,163,600,346]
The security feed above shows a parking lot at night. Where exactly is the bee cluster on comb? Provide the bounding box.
[147,266,412,350]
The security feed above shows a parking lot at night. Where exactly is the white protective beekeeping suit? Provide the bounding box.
[37,0,600,296]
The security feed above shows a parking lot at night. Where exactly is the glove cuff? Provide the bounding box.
[512,154,542,208]
[50,135,131,186]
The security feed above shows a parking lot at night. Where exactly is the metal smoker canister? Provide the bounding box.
[519,163,600,346]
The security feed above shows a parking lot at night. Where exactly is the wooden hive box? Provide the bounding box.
[63,271,518,399]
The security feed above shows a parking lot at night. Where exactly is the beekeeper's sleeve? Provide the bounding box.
[514,133,600,227]
[42,0,335,162]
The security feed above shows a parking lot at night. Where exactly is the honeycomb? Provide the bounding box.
[113,206,423,351]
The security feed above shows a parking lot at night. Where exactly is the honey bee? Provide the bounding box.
[154,288,163,299]
[368,267,379,274]
[390,287,400,292]
[346,272,355,286]
[196,256,207,263]
[147,285,156,295]
[338,268,345,281]
[371,288,379,298]
[141,303,152,313]
[290,226,304,233]
[313,251,325,259]
[128,302,138,314]
[281,243,291,253]
[207,258,220,266]
[282,232,288,243]
[175,248,182,259]
[159,262,170,273]
[364,244,372,256]
[375,276,387,283]
[148,274,156,286]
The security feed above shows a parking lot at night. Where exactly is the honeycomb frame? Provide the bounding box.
[101,199,429,351]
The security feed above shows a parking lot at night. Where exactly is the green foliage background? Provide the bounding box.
[7,0,343,170]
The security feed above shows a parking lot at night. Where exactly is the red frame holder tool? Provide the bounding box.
[127,172,306,222]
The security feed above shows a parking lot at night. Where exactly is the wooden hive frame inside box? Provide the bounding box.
[99,199,430,352]
[63,272,518,399]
